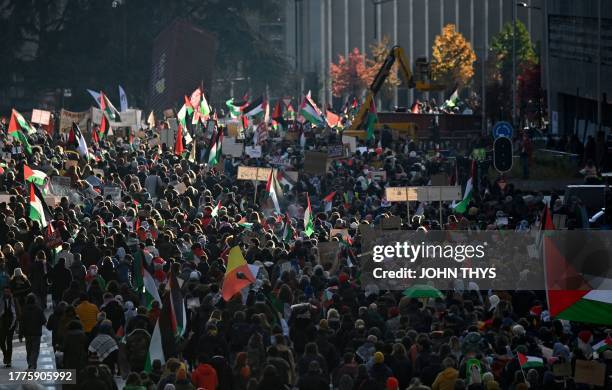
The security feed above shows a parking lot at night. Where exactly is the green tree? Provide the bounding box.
[490,20,538,81]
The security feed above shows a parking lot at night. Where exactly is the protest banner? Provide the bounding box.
[31,109,51,125]
[303,151,328,175]
[0,194,12,204]
[103,186,122,202]
[573,359,605,386]
[385,186,462,202]
[245,146,262,158]
[44,195,61,208]
[237,166,272,181]
[51,176,71,188]
[59,109,90,133]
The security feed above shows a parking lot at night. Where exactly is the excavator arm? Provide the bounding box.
[349,45,444,131]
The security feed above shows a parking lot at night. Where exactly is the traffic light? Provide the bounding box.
[493,136,513,173]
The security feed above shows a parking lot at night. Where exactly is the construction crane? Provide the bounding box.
[347,45,444,137]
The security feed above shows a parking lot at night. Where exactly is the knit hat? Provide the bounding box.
[386,377,399,390]
[374,351,384,364]
[355,319,365,330]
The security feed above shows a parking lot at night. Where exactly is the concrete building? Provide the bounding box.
[285,0,543,110]
[545,0,612,138]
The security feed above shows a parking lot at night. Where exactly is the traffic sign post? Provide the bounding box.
[492,121,513,139]
[493,136,513,173]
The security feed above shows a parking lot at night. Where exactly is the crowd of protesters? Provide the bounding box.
[0,103,610,390]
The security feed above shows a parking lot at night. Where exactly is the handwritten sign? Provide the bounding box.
[330,228,350,240]
[327,144,345,158]
[317,242,340,270]
[237,166,272,181]
[31,109,51,125]
[370,170,387,182]
[573,359,605,386]
[245,146,262,158]
[59,109,90,133]
[103,186,122,202]
[222,137,243,158]
[342,135,357,153]
[51,176,71,188]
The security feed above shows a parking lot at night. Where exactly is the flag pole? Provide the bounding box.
[253,180,258,205]
[516,352,530,388]
[405,190,410,227]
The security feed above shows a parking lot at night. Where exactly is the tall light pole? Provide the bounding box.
[516,2,542,129]
[512,3,517,128]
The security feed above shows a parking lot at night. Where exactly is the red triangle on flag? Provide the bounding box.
[23,165,34,180]
[174,124,184,155]
[8,110,19,133]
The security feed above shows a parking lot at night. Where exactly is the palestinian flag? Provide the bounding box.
[226,98,247,118]
[207,128,222,166]
[211,200,221,218]
[545,232,612,324]
[265,169,283,214]
[99,92,111,138]
[99,91,121,121]
[144,319,165,372]
[196,93,211,123]
[282,213,293,242]
[541,202,555,230]
[304,193,314,237]
[133,251,162,308]
[365,99,377,141]
[174,124,185,156]
[158,291,178,359]
[517,353,544,369]
[7,114,32,155]
[28,183,48,228]
[8,109,36,134]
[177,95,194,127]
[24,165,47,187]
[221,246,256,301]
[243,97,265,117]
[299,93,325,126]
[453,160,475,214]
[70,122,90,159]
[271,100,285,129]
[323,191,336,212]
[326,110,341,128]
[594,336,612,353]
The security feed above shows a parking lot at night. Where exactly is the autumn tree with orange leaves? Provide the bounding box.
[431,24,476,89]
[330,48,369,97]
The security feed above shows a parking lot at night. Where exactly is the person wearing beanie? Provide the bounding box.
[386,376,400,390]
[192,355,218,390]
[173,367,194,390]
[432,357,459,390]
[369,351,393,387]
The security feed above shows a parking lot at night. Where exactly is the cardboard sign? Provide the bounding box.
[103,186,122,202]
[385,186,462,202]
[303,151,328,175]
[0,194,12,204]
[92,168,104,178]
[44,195,61,208]
[317,242,340,270]
[573,359,606,386]
[381,216,402,230]
[237,166,272,181]
[31,109,51,125]
[245,146,262,158]
[342,135,357,153]
[552,362,572,377]
[370,170,387,182]
[51,176,71,188]
[327,144,345,158]
[330,228,350,240]
[59,109,90,133]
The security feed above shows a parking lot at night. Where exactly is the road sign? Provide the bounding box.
[493,136,513,172]
[492,121,513,139]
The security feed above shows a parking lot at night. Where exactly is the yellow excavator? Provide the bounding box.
[345,45,445,140]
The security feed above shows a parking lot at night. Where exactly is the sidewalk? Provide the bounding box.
[0,296,56,389]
